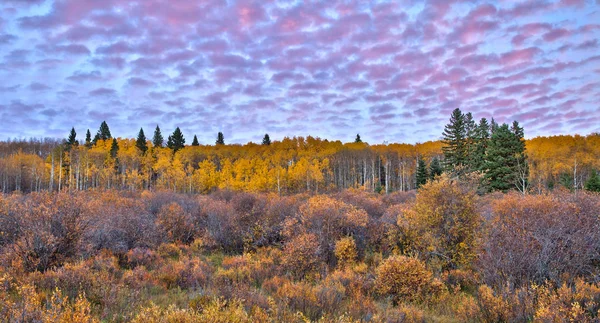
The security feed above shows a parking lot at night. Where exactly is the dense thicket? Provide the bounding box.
[1,183,599,321]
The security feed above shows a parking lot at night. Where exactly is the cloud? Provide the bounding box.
[0,0,597,142]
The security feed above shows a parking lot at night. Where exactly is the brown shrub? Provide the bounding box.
[156,202,196,244]
[281,233,322,279]
[479,192,600,287]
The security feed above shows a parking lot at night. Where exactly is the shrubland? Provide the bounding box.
[1,177,599,322]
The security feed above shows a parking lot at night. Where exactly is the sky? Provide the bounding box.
[0,0,599,145]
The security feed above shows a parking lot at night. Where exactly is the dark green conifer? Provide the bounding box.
[416,157,429,189]
[84,129,92,148]
[167,127,185,152]
[192,135,199,146]
[429,157,443,181]
[136,128,148,154]
[216,132,225,145]
[442,108,467,174]
[152,125,164,148]
[262,134,271,146]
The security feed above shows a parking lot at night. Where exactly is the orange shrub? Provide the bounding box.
[375,255,433,303]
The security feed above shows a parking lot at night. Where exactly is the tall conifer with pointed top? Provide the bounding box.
[192,135,199,146]
[66,127,77,150]
[152,125,164,148]
[136,128,148,154]
[167,127,185,152]
[442,108,467,174]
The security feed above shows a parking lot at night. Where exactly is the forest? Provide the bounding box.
[0,109,599,322]
[0,109,599,195]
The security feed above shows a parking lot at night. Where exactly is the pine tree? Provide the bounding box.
[192,135,199,146]
[429,157,443,181]
[442,108,467,174]
[585,170,600,192]
[66,127,77,150]
[216,132,225,145]
[262,134,271,146]
[136,128,148,154]
[167,127,185,152]
[416,158,429,189]
[152,125,164,148]
[84,129,92,148]
[355,134,362,143]
[94,121,112,144]
[110,138,119,158]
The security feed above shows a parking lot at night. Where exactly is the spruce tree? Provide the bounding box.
[511,121,528,192]
[66,127,77,150]
[152,125,164,148]
[110,138,119,158]
[442,108,467,174]
[167,127,185,152]
[416,158,429,189]
[192,135,199,146]
[216,132,225,145]
[355,134,362,143]
[483,123,527,192]
[429,157,443,181]
[95,121,112,143]
[585,170,600,192]
[84,129,92,148]
[262,134,271,146]
[469,118,490,171]
[136,128,148,154]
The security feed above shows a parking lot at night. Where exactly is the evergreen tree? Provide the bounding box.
[167,127,185,152]
[84,129,92,148]
[442,108,467,174]
[355,134,362,143]
[585,170,600,192]
[262,134,271,146]
[136,128,148,154]
[483,123,527,192]
[490,118,499,134]
[66,127,77,150]
[94,121,111,144]
[216,132,225,145]
[152,125,164,148]
[416,157,429,189]
[192,135,199,146]
[110,138,119,158]
[511,121,528,193]
[469,118,490,171]
[429,157,443,181]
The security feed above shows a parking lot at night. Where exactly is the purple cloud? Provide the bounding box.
[0,0,598,143]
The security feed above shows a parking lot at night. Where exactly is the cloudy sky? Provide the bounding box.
[0,0,599,144]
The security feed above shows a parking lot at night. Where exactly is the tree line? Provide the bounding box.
[0,110,599,194]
